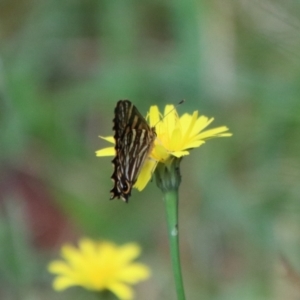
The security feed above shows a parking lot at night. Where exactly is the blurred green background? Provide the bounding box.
[1,0,300,299]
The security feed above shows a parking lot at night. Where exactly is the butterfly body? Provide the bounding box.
[110,100,156,202]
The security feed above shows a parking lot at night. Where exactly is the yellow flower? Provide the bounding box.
[48,239,151,300]
[96,104,232,191]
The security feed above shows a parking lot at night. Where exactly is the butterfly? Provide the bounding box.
[110,100,156,202]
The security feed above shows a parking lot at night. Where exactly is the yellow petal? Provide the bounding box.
[181,140,205,149]
[155,121,165,138]
[78,239,97,259]
[169,127,182,151]
[52,276,78,291]
[194,126,232,140]
[180,111,198,139]
[118,264,151,283]
[178,113,190,126]
[148,105,160,127]
[134,159,157,191]
[151,143,170,162]
[163,105,178,142]
[98,242,117,261]
[117,243,141,263]
[170,150,190,157]
[96,147,115,157]
[96,241,116,253]
[189,116,214,137]
[99,136,115,143]
[48,261,72,275]
[61,245,83,268]
[108,282,134,300]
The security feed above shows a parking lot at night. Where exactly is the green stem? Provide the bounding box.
[163,189,186,300]
[155,159,186,299]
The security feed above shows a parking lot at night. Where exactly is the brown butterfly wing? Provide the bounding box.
[110,100,156,202]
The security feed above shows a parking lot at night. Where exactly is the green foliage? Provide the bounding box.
[1,0,300,299]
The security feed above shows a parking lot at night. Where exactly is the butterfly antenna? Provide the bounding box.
[152,99,185,128]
